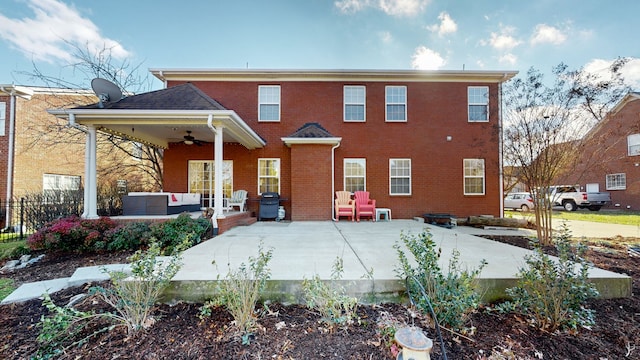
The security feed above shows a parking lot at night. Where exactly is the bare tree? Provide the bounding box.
[19,42,164,190]
[503,60,630,245]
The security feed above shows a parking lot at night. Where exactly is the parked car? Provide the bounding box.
[504,192,535,211]
[547,185,611,211]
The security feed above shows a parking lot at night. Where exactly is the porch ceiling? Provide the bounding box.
[48,109,266,150]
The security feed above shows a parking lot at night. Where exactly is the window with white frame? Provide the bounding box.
[258,85,280,121]
[344,86,366,122]
[344,158,366,192]
[258,158,280,194]
[468,86,489,122]
[386,86,407,122]
[463,159,485,195]
[0,102,6,136]
[188,160,234,198]
[43,174,81,197]
[389,159,411,195]
[628,134,640,156]
[606,173,626,190]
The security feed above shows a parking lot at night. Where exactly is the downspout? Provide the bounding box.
[331,142,341,221]
[68,114,90,218]
[498,78,505,217]
[2,87,16,230]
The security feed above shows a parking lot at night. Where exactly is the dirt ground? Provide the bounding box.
[1,235,639,360]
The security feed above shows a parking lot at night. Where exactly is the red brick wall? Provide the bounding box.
[163,79,503,219]
[290,144,333,220]
[559,98,640,210]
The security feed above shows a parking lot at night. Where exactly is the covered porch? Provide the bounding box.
[48,83,265,221]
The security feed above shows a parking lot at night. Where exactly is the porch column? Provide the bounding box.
[207,116,226,218]
[84,125,98,219]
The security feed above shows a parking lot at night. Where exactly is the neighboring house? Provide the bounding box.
[51,69,517,220]
[558,92,640,210]
[1,85,158,227]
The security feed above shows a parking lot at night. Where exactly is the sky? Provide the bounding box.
[0,0,639,91]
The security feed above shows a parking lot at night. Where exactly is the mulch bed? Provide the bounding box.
[1,236,638,359]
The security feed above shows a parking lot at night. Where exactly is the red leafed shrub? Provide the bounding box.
[27,215,118,253]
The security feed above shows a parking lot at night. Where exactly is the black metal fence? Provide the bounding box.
[0,192,123,242]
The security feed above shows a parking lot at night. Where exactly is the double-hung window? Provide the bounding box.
[389,159,411,195]
[463,159,485,195]
[606,173,626,190]
[258,158,280,194]
[258,85,280,121]
[628,134,640,156]
[468,86,489,122]
[344,158,366,192]
[386,86,407,122]
[188,160,234,198]
[43,174,81,203]
[344,86,366,122]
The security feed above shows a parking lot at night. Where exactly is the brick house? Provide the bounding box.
[51,69,517,220]
[558,92,640,210]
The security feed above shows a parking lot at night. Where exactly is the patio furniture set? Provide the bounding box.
[334,190,391,222]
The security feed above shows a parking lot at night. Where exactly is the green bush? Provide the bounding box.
[302,257,359,329]
[497,223,599,332]
[394,229,486,332]
[104,222,152,251]
[150,213,211,254]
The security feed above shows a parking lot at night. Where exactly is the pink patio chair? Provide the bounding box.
[335,191,355,221]
[354,191,376,222]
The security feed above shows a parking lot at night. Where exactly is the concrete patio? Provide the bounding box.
[162,219,633,304]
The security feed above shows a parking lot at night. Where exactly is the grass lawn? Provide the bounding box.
[0,240,28,260]
[0,278,15,302]
[506,210,640,226]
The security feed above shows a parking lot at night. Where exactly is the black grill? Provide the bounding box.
[258,192,280,221]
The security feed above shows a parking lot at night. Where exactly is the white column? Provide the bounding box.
[85,125,98,219]
[213,124,225,218]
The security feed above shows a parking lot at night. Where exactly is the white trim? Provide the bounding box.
[343,158,366,192]
[258,85,281,122]
[343,85,366,122]
[258,158,281,195]
[389,158,411,195]
[385,86,407,122]
[468,86,489,122]
[281,137,341,147]
[463,158,485,195]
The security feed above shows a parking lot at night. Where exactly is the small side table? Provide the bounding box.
[375,208,391,221]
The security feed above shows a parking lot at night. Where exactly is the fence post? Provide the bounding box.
[20,197,24,240]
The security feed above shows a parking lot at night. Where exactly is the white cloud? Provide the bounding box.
[427,12,457,37]
[530,24,567,45]
[411,46,446,70]
[486,26,522,51]
[584,58,640,88]
[499,53,517,65]
[0,0,129,63]
[335,0,429,16]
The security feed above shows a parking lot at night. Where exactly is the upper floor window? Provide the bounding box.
[463,159,485,195]
[188,160,234,198]
[258,158,280,195]
[43,174,81,203]
[0,102,6,136]
[344,86,366,122]
[468,86,489,122]
[258,85,280,121]
[628,134,640,156]
[386,86,407,122]
[389,158,411,195]
[344,158,366,192]
[606,173,626,190]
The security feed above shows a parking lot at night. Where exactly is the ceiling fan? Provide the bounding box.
[183,131,204,146]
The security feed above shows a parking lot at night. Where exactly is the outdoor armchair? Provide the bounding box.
[335,190,355,221]
[354,191,376,222]
[226,189,248,212]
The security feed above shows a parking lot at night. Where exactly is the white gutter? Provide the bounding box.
[1,87,16,229]
[331,142,341,221]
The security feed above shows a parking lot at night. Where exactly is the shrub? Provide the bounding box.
[26,215,118,252]
[201,242,273,342]
[497,222,599,332]
[149,213,211,254]
[91,238,188,334]
[302,257,359,329]
[394,229,486,332]
[104,222,152,251]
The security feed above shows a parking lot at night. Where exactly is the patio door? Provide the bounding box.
[188,160,233,206]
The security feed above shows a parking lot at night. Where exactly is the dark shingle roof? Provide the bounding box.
[287,122,335,138]
[78,83,227,110]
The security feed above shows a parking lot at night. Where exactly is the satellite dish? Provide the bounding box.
[91,78,123,108]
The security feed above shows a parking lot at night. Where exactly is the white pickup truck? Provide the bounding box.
[548,185,611,211]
